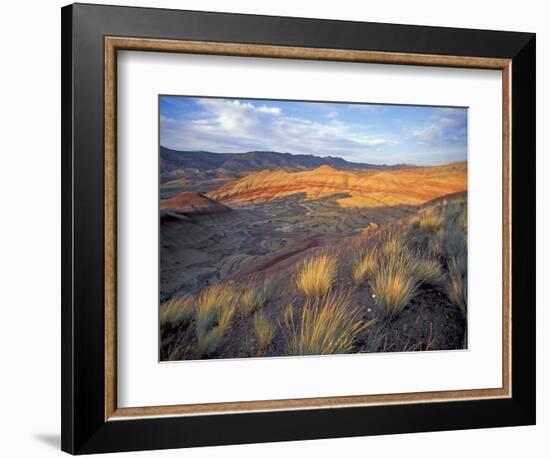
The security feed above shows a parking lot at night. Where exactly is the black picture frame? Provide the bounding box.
[61,3,536,454]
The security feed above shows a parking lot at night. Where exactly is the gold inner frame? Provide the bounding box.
[104,37,512,421]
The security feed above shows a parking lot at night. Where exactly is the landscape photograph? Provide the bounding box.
[159,95,468,361]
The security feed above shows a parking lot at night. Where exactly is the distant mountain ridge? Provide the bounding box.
[160,146,409,183]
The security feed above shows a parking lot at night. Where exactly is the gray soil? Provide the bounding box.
[160,192,467,361]
[161,193,415,301]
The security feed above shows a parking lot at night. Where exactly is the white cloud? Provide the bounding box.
[258,105,281,115]
[407,109,467,146]
[161,99,392,162]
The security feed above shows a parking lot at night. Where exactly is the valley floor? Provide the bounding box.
[160,191,467,360]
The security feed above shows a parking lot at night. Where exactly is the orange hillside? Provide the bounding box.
[207,161,467,208]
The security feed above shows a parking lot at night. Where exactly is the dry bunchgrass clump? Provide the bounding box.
[281,290,370,355]
[451,199,468,234]
[381,229,408,259]
[442,226,466,258]
[435,198,468,316]
[428,233,443,258]
[414,257,444,287]
[295,255,338,298]
[442,200,467,253]
[417,207,444,232]
[194,284,240,356]
[160,296,194,326]
[371,252,419,319]
[254,312,275,351]
[196,327,225,356]
[352,248,379,285]
[240,280,271,315]
[447,252,467,317]
[195,283,241,335]
[281,303,294,324]
[217,301,238,330]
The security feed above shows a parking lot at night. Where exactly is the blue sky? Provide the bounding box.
[160,96,467,165]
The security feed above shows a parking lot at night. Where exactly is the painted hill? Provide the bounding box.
[207,161,467,208]
[160,146,407,183]
[160,191,232,217]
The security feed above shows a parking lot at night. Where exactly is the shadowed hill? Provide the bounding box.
[160,146,408,183]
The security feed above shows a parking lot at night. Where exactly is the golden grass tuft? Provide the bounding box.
[240,280,271,315]
[217,301,238,330]
[352,248,379,285]
[194,284,240,356]
[295,255,338,298]
[370,252,419,319]
[195,283,241,335]
[281,303,294,324]
[414,257,444,287]
[160,296,194,326]
[254,312,275,350]
[281,290,370,355]
[381,229,408,259]
[417,207,444,232]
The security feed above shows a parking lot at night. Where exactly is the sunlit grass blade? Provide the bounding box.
[371,251,419,319]
[160,296,194,327]
[281,290,370,355]
[352,248,379,286]
[295,254,338,298]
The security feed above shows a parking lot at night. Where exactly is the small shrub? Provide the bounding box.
[254,312,275,350]
[352,248,379,285]
[160,296,194,327]
[295,255,338,298]
[371,252,419,319]
[281,290,369,355]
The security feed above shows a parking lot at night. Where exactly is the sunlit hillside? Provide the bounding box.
[207,162,466,208]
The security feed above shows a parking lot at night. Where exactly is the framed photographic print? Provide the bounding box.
[61,3,536,454]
